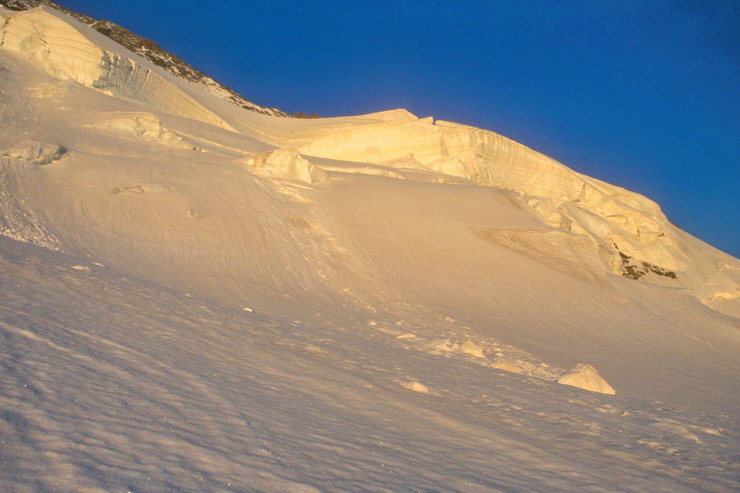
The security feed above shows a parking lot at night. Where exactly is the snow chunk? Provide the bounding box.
[401,381,430,393]
[247,148,329,185]
[460,340,486,358]
[557,363,616,395]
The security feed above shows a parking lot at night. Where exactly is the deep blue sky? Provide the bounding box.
[61,0,739,257]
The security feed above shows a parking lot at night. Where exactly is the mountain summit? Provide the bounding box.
[0,2,738,491]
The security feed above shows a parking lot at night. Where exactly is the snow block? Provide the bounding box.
[248,148,329,185]
[557,363,616,395]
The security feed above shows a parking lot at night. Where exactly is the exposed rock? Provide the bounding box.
[618,251,677,280]
[2,140,65,164]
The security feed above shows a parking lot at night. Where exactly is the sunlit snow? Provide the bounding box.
[1,5,738,491]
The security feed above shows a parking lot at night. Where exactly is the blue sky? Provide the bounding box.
[62,0,739,257]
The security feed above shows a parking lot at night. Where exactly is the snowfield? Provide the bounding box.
[3,237,739,492]
[0,5,738,492]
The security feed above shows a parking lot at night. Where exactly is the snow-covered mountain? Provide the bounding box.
[0,0,295,117]
[1,4,738,492]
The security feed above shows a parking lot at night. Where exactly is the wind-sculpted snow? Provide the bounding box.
[1,236,738,492]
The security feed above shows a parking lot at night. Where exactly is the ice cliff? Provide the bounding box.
[293,112,738,310]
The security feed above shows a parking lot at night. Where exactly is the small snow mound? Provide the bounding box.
[248,148,330,185]
[2,140,65,164]
[401,381,430,393]
[557,363,616,395]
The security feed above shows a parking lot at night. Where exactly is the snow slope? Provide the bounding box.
[0,5,738,491]
[2,237,739,492]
